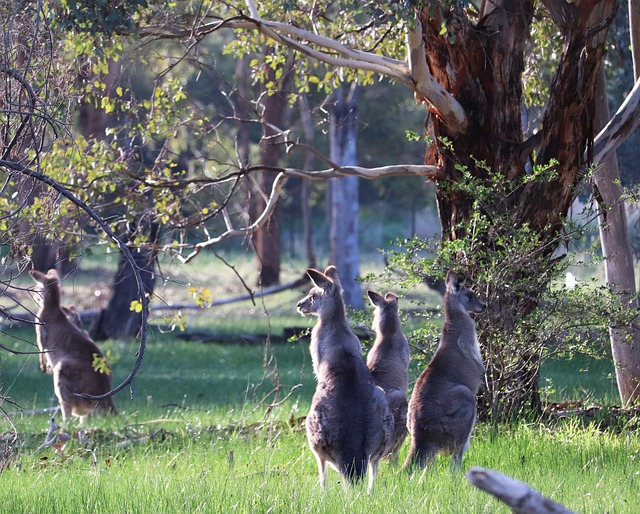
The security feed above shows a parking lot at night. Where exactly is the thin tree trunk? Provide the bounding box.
[250,51,293,287]
[298,94,317,269]
[630,0,640,78]
[235,56,251,169]
[328,84,363,310]
[590,11,640,405]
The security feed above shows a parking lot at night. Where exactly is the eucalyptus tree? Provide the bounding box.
[4,0,640,415]
[198,0,640,415]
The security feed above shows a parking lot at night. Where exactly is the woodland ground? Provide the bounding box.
[0,251,638,513]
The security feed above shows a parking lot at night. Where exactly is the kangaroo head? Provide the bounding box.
[367,290,398,309]
[29,269,61,308]
[445,271,486,314]
[297,266,343,317]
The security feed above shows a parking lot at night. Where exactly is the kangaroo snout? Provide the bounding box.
[296,298,310,315]
[473,301,487,314]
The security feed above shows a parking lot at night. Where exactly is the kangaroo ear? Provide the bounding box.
[324,265,344,289]
[446,270,466,292]
[29,269,47,284]
[367,290,385,307]
[306,268,331,289]
[46,269,60,279]
[324,265,339,280]
[384,292,399,303]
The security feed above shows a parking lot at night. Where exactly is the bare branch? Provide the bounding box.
[467,467,575,514]
[176,161,440,262]
[283,163,443,180]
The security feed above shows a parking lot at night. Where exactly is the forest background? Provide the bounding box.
[3,1,640,511]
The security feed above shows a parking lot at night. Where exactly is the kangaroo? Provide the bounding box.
[297,266,393,492]
[366,290,410,464]
[29,269,117,421]
[404,270,486,471]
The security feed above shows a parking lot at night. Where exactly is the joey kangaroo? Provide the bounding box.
[366,290,410,464]
[404,271,486,471]
[297,266,392,492]
[29,269,117,421]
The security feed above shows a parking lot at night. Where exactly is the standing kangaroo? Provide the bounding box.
[30,269,117,421]
[404,271,486,471]
[297,266,392,492]
[366,290,410,464]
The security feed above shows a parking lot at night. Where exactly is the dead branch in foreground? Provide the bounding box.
[467,467,574,514]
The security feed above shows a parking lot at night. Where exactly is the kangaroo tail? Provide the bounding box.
[402,442,419,471]
[402,441,435,471]
[339,456,368,484]
[98,397,118,415]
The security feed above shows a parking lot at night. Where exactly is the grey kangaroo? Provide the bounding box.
[404,270,486,471]
[366,290,410,464]
[30,269,117,421]
[297,266,392,492]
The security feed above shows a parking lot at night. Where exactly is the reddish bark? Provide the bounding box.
[419,0,618,416]
[249,50,293,287]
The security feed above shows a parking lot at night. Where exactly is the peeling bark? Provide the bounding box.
[419,0,618,416]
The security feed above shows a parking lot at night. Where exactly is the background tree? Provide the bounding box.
[4,0,640,415]
[328,84,364,309]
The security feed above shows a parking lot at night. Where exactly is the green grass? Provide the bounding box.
[1,322,639,513]
[541,353,620,406]
[1,251,638,512]
[1,418,639,513]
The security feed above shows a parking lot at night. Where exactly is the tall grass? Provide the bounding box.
[2,420,639,513]
[1,251,637,512]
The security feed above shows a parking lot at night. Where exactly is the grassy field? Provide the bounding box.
[1,253,638,512]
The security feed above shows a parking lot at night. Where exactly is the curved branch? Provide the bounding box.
[0,160,148,402]
[138,8,468,134]
[178,171,288,263]
[406,19,467,133]
[592,76,640,164]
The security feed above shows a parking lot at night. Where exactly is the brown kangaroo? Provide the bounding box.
[404,271,486,471]
[29,269,117,421]
[366,290,410,464]
[297,266,392,492]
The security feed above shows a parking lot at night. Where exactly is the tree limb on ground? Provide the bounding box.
[466,467,575,514]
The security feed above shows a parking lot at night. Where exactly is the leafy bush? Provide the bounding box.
[386,162,629,421]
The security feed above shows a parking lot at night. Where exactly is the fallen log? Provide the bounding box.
[466,467,574,514]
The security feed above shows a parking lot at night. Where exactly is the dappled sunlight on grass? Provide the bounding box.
[2,253,640,512]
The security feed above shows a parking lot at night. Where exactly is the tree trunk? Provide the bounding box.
[91,222,157,341]
[329,85,364,310]
[592,21,640,405]
[419,0,618,418]
[79,58,159,340]
[298,94,317,269]
[250,50,293,287]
